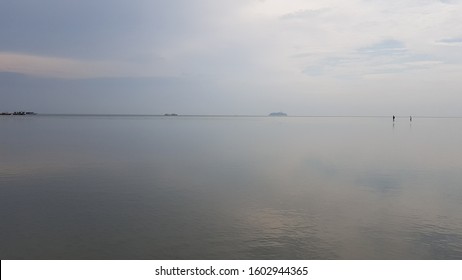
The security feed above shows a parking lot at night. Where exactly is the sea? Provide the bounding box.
[1,115,462,259]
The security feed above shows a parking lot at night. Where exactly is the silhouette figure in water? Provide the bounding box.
[410,116,412,122]
[393,115,395,122]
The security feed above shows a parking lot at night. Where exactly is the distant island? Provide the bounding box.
[268,112,287,117]
[1,111,37,116]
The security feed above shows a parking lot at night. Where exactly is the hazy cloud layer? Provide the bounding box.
[1,0,462,115]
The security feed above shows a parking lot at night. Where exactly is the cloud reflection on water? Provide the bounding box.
[1,116,462,259]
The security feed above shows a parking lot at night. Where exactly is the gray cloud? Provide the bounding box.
[438,0,462,4]
[358,40,407,56]
[435,37,462,46]
[2,0,462,115]
[280,8,329,20]
[300,39,444,78]
[0,0,220,59]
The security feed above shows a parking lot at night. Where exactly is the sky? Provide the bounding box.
[1,0,462,115]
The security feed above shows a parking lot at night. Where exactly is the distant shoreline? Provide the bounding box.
[3,114,462,118]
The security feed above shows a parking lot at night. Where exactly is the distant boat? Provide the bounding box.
[268,112,287,117]
[164,113,178,116]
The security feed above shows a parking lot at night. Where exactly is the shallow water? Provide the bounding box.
[1,116,462,259]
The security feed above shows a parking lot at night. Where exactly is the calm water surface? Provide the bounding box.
[1,116,462,259]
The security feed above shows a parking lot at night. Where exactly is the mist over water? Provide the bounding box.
[1,116,462,259]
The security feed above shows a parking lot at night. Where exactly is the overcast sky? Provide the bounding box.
[1,0,462,115]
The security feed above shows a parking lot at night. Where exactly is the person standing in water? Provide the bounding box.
[410,116,412,122]
[393,115,395,122]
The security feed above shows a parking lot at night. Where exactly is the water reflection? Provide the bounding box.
[1,116,462,259]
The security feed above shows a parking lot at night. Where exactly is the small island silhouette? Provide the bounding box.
[268,112,287,117]
[1,111,36,116]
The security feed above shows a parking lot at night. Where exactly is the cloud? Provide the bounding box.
[0,0,245,60]
[0,52,117,79]
[280,8,329,20]
[3,0,462,80]
[358,40,407,56]
[0,52,179,79]
[297,39,445,78]
[2,0,462,115]
[438,0,462,4]
[435,37,462,46]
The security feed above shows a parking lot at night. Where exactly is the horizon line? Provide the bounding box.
[6,113,462,118]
